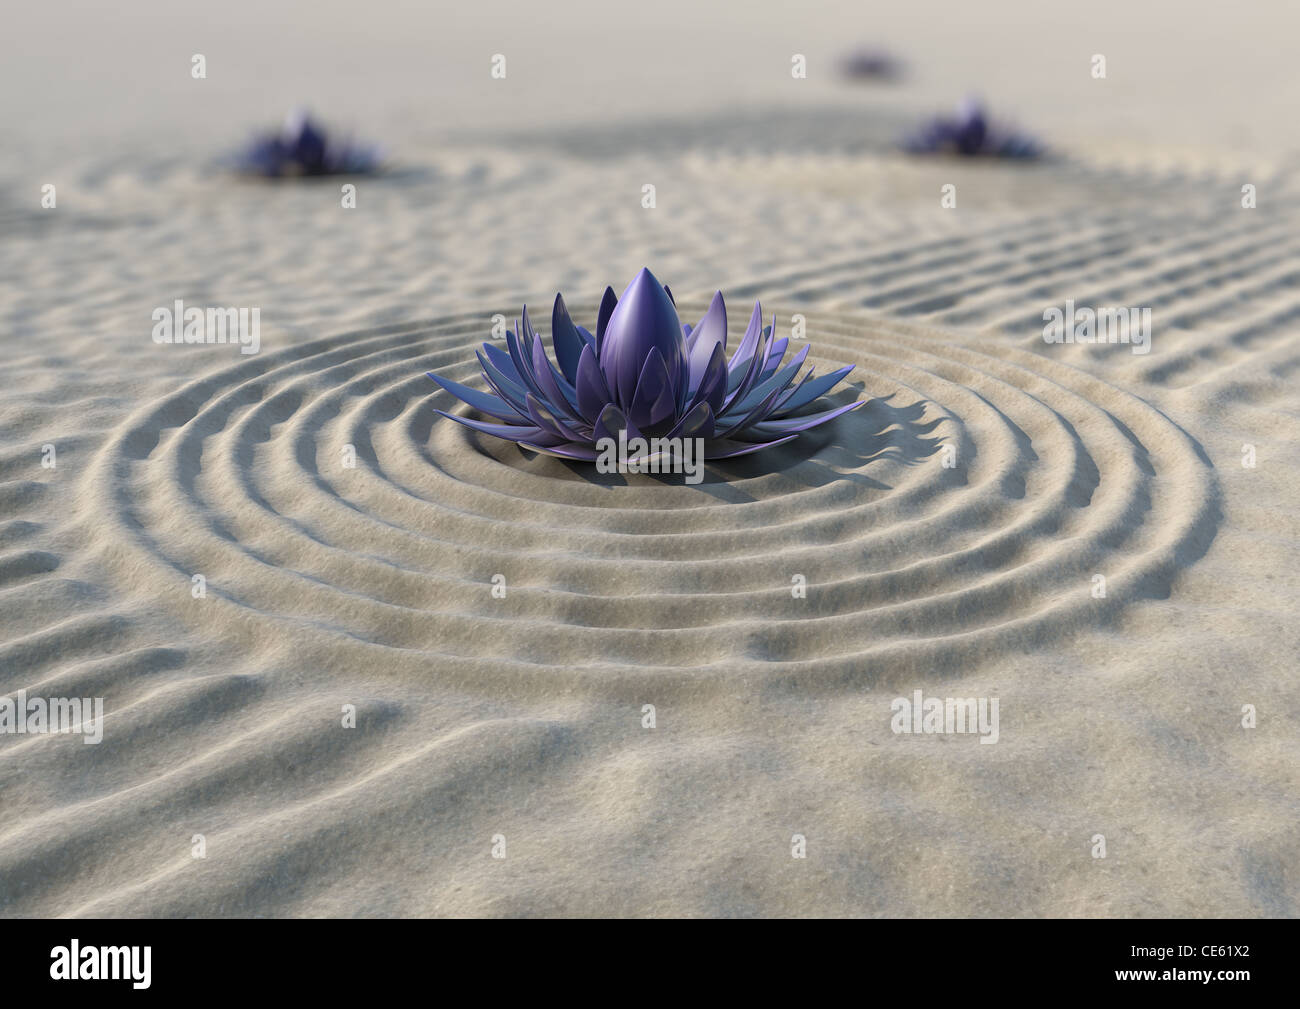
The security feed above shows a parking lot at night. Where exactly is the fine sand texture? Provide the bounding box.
[1,1,1298,916]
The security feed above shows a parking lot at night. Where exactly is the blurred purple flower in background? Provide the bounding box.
[428,269,862,462]
[903,98,1042,159]
[232,109,382,177]
[839,46,904,82]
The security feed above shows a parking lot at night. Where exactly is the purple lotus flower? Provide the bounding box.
[903,98,1042,158]
[233,109,382,177]
[427,269,862,462]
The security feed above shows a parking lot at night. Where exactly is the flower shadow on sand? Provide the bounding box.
[508,391,947,503]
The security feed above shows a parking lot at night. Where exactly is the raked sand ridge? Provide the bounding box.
[2,4,1300,917]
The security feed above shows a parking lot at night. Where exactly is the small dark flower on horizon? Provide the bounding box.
[232,109,383,177]
[427,269,863,463]
[839,47,904,81]
[903,98,1042,159]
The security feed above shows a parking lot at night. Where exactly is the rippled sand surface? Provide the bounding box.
[1,1,1298,916]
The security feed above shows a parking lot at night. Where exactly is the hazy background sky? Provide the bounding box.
[3,0,1296,158]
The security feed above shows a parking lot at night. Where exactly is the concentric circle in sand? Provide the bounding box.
[90,307,1220,691]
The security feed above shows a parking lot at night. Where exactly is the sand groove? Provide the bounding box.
[82,309,1220,689]
[5,0,1299,920]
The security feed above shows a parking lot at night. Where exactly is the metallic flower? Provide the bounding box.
[903,97,1042,158]
[232,109,382,177]
[428,269,862,461]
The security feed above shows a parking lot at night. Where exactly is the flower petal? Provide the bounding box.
[666,400,716,440]
[599,268,686,407]
[728,343,809,415]
[434,409,553,444]
[725,312,773,410]
[759,336,789,382]
[687,341,728,417]
[595,285,617,354]
[426,371,522,422]
[520,441,600,461]
[717,383,785,438]
[476,349,533,418]
[574,343,612,422]
[593,403,643,445]
[775,364,855,413]
[703,435,798,459]
[726,301,764,390]
[751,400,864,435]
[482,341,524,384]
[530,333,582,420]
[504,316,547,401]
[524,392,585,442]
[686,291,727,395]
[627,348,679,433]
[550,293,585,384]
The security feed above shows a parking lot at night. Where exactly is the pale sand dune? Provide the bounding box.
[2,2,1299,917]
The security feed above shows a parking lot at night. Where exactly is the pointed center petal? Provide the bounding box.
[599,268,686,407]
